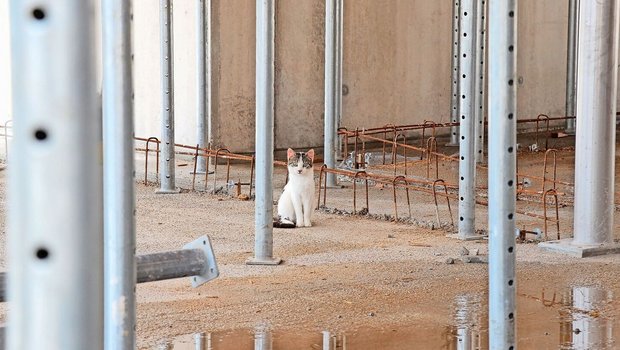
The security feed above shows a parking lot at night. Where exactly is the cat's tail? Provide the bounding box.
[273,218,296,229]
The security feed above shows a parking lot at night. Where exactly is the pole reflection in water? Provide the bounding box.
[193,332,211,350]
[322,331,346,350]
[451,293,486,350]
[560,287,614,349]
[254,325,272,350]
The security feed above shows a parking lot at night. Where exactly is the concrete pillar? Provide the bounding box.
[541,0,620,257]
[573,0,619,247]
[8,0,103,348]
[488,0,518,348]
[102,0,136,348]
[565,0,579,134]
[324,0,337,186]
[247,0,281,266]
[158,0,179,193]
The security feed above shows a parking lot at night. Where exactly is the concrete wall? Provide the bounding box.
[1,0,619,154]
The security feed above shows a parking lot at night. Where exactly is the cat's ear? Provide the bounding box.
[287,148,295,159]
[307,149,315,162]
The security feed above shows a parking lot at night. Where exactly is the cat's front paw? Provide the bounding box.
[296,221,304,228]
[304,222,312,227]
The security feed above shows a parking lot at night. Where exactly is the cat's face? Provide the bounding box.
[287,148,314,176]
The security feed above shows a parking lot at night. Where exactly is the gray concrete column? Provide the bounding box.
[540,1,620,257]
[572,0,619,246]
[488,0,518,347]
[8,0,103,348]
[565,0,579,134]
[158,0,179,193]
[102,0,136,348]
[247,0,281,266]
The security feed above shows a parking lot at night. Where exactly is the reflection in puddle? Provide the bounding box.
[161,286,617,350]
[560,287,614,349]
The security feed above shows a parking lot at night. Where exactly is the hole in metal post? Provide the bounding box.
[34,129,48,141]
[36,248,49,260]
[32,8,46,20]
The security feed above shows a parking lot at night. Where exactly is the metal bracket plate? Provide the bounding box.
[183,235,219,288]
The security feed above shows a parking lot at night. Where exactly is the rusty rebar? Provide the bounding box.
[535,114,550,150]
[426,137,439,179]
[352,171,370,214]
[392,176,411,220]
[432,179,454,227]
[316,164,328,209]
[144,137,160,184]
[212,148,232,192]
[192,144,199,191]
[393,133,407,175]
[249,155,255,198]
[338,127,349,160]
[542,149,558,193]
[542,188,560,240]
[420,120,437,160]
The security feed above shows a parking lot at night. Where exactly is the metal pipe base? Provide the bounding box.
[446,233,486,241]
[155,188,181,194]
[246,257,282,266]
[539,239,620,258]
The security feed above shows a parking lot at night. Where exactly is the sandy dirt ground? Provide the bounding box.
[1,134,620,349]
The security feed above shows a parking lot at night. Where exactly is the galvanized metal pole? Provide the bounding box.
[565,0,579,135]
[158,0,179,193]
[324,0,337,186]
[572,0,619,246]
[448,0,460,147]
[335,0,343,160]
[488,0,518,347]
[196,0,212,172]
[248,0,281,265]
[102,0,136,348]
[474,0,487,164]
[457,0,478,239]
[8,0,103,348]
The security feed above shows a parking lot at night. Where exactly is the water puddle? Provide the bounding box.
[159,286,618,349]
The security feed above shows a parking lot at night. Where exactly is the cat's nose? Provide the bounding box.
[297,169,302,174]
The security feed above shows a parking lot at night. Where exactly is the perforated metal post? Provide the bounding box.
[248,0,281,265]
[102,0,136,348]
[488,0,517,347]
[8,0,103,349]
[457,0,478,239]
[324,0,337,186]
[474,0,487,164]
[448,0,460,147]
[196,0,212,172]
[565,0,578,135]
[572,0,619,247]
[158,0,179,193]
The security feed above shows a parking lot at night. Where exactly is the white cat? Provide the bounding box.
[276,148,316,228]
